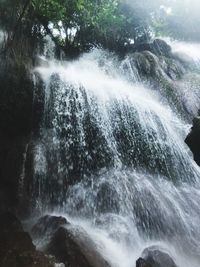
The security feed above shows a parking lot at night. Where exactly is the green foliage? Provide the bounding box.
[0,0,162,54]
[31,0,125,50]
[72,0,126,50]
[1,0,200,56]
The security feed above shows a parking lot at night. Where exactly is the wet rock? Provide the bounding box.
[46,226,92,267]
[135,43,153,53]
[136,246,178,267]
[31,214,69,239]
[152,39,172,57]
[125,47,190,120]
[46,226,111,267]
[136,257,150,267]
[126,39,185,90]
[134,39,172,58]
[161,57,185,80]
[32,214,109,267]
[129,49,184,82]
[185,112,200,166]
[129,51,159,77]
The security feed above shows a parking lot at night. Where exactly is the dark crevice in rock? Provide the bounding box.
[185,111,200,166]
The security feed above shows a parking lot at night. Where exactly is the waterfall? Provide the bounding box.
[33,46,200,267]
[165,38,200,62]
[0,30,6,50]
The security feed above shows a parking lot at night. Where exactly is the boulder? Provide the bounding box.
[185,112,200,166]
[32,214,110,267]
[132,51,157,76]
[46,226,111,267]
[134,39,172,58]
[152,39,172,57]
[129,49,184,82]
[136,246,178,267]
[46,226,92,267]
[135,43,153,53]
[125,47,189,120]
[31,214,69,239]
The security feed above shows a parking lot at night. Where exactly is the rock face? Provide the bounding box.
[0,212,53,267]
[128,46,185,83]
[0,56,45,216]
[125,39,197,121]
[0,59,42,216]
[134,39,172,58]
[185,113,200,166]
[136,246,178,267]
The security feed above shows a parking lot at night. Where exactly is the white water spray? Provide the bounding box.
[33,46,200,267]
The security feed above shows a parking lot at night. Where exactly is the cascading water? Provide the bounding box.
[33,44,200,267]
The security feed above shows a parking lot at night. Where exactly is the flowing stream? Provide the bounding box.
[33,42,200,267]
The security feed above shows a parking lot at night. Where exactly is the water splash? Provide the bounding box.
[0,30,6,50]
[168,38,200,62]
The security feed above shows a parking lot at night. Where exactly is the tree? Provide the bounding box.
[31,0,126,53]
[1,0,199,58]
